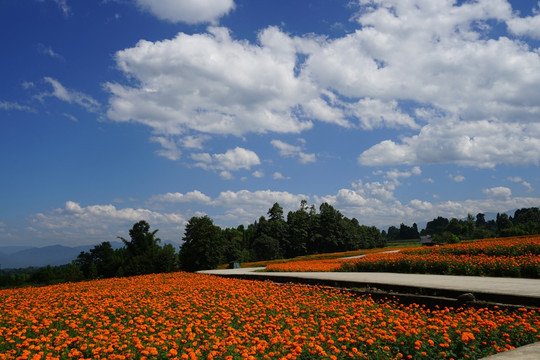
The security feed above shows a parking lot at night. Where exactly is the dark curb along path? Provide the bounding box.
[198,267,540,360]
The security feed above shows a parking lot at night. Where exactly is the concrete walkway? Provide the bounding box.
[199,267,540,359]
[200,267,540,305]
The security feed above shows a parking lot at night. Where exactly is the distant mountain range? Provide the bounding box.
[0,241,181,270]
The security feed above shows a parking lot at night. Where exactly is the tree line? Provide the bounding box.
[385,207,540,244]
[1,204,538,287]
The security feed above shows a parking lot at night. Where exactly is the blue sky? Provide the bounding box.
[1,0,539,247]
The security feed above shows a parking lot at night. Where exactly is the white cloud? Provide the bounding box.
[212,189,306,224]
[271,139,316,164]
[105,0,540,170]
[507,7,540,39]
[335,1,540,168]
[214,189,305,208]
[507,176,523,182]
[30,201,185,245]
[0,101,35,112]
[335,189,367,206]
[192,147,261,172]
[314,185,539,229]
[106,26,315,137]
[407,199,433,212]
[348,98,418,130]
[23,183,540,245]
[483,186,512,200]
[181,135,210,150]
[522,181,533,192]
[136,0,235,24]
[219,171,234,180]
[358,120,540,167]
[43,77,100,113]
[252,170,264,178]
[451,174,466,183]
[54,0,70,17]
[150,190,212,204]
[352,179,396,201]
[273,172,289,180]
[385,167,421,181]
[150,136,182,160]
[37,44,64,60]
[63,113,78,122]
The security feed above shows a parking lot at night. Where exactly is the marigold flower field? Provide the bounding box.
[1,271,539,360]
[266,236,540,277]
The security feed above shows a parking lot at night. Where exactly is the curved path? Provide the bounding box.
[199,267,540,359]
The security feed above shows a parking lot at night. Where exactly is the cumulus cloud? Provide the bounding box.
[29,201,185,245]
[136,0,235,24]
[105,0,540,169]
[143,185,536,232]
[358,120,540,167]
[271,139,316,164]
[336,1,540,168]
[150,136,182,160]
[24,183,540,245]
[213,189,305,208]
[273,172,289,180]
[181,135,210,150]
[42,77,100,113]
[507,7,540,39]
[106,26,315,137]
[351,180,396,201]
[385,167,421,181]
[483,186,512,200]
[348,98,418,130]
[450,174,466,183]
[252,170,264,178]
[407,199,433,212]
[315,184,539,229]
[192,147,261,173]
[522,181,534,192]
[150,190,212,204]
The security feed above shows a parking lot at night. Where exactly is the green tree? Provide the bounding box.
[316,202,345,253]
[286,204,311,257]
[399,223,419,239]
[475,213,486,227]
[179,216,225,271]
[268,202,284,221]
[446,218,463,238]
[496,213,513,233]
[512,207,540,234]
[76,241,120,279]
[386,226,400,240]
[423,217,449,236]
[155,243,178,273]
[267,203,288,258]
[118,220,163,276]
[252,234,280,261]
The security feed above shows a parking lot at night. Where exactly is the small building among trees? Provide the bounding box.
[420,235,435,246]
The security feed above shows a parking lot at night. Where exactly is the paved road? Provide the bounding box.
[200,267,540,303]
[199,267,540,359]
